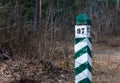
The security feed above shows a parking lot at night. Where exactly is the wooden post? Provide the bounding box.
[75,13,92,83]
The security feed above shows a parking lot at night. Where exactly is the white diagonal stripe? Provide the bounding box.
[75,38,87,53]
[88,53,92,67]
[75,69,92,83]
[75,38,92,53]
[75,53,92,68]
[87,38,92,51]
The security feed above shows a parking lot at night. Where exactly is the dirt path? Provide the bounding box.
[93,43,120,83]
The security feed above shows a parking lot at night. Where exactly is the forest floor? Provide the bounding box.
[0,42,120,83]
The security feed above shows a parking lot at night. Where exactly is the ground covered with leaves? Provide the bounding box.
[1,42,120,83]
[0,58,74,83]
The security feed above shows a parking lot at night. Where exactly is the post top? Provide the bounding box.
[76,13,92,25]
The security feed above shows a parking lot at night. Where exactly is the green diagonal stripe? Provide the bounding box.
[75,62,92,75]
[74,37,92,45]
[75,46,87,59]
[75,46,92,59]
[88,37,92,43]
[87,46,92,57]
[78,78,91,83]
[74,38,85,45]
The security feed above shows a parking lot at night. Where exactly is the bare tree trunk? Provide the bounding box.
[50,0,55,50]
[50,0,55,33]
[15,0,22,38]
[39,0,42,28]
[15,0,21,28]
[116,0,120,9]
[106,0,108,7]
[34,0,40,30]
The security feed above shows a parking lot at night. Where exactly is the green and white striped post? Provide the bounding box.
[75,13,92,83]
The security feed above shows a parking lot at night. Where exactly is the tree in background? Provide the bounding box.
[15,0,21,29]
[0,0,120,51]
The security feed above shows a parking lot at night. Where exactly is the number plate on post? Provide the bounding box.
[75,25,90,38]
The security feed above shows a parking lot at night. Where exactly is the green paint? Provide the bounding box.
[75,38,85,45]
[78,78,91,83]
[75,46,92,59]
[75,46,87,59]
[75,14,92,83]
[87,46,92,57]
[76,13,92,25]
[88,38,92,43]
[75,62,92,75]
